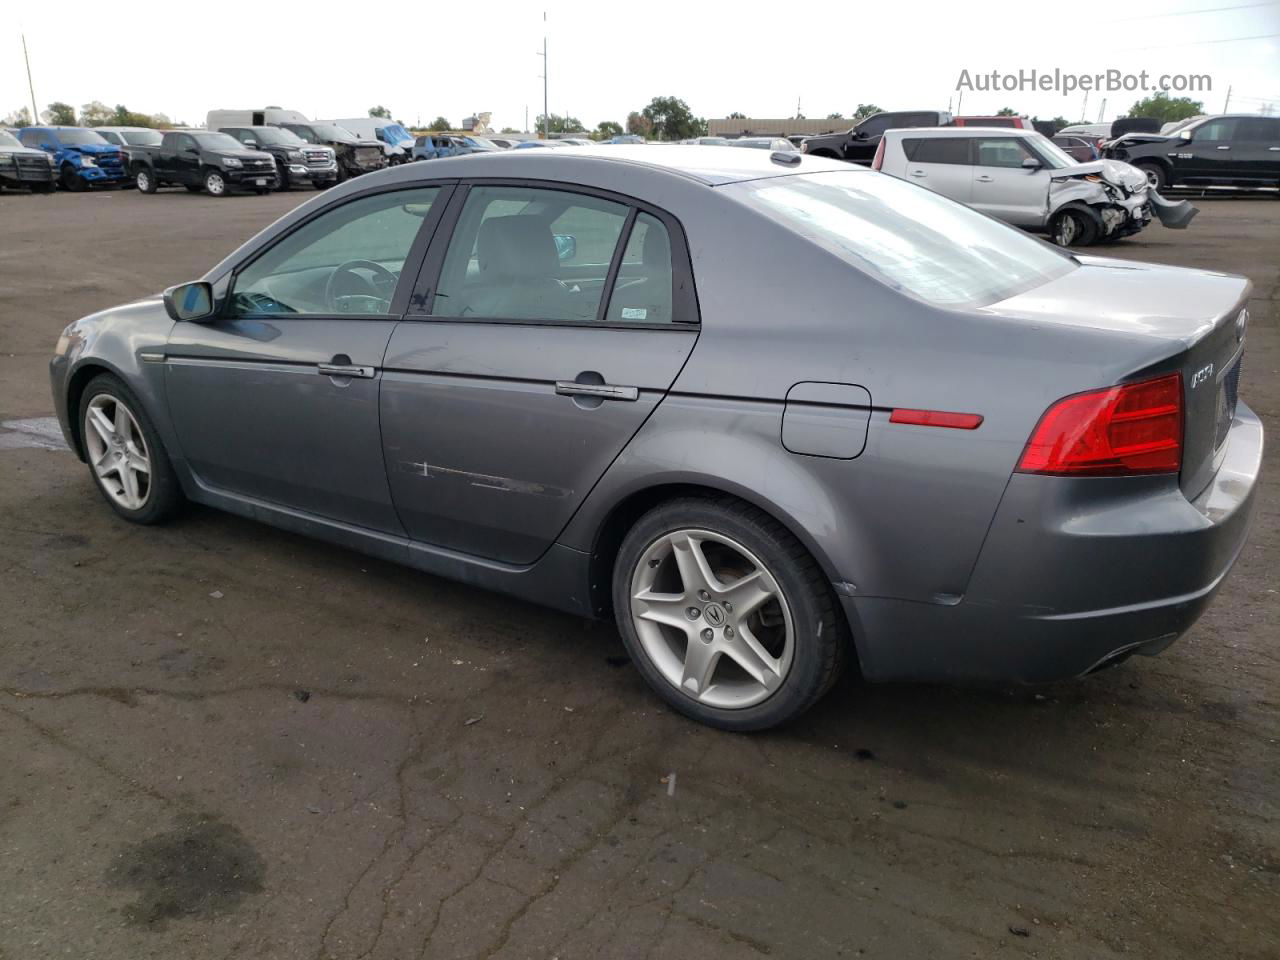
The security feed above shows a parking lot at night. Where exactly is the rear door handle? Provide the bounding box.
[555,381,639,402]
[975,175,994,182]
[1217,145,1231,150]
[318,362,375,378]
[909,169,927,178]
[1269,146,1280,151]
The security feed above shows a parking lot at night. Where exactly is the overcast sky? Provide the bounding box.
[7,1,1279,130]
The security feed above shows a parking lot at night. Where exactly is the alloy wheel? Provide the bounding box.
[1055,213,1078,246]
[206,173,225,196]
[84,394,151,510]
[629,529,794,709]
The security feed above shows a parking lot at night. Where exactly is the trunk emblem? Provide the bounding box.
[1191,363,1214,389]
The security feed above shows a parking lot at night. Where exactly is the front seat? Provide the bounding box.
[464,216,585,320]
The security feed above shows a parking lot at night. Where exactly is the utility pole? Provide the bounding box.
[22,33,38,122]
[536,12,549,140]
[1098,97,1106,123]
[1223,85,1232,112]
[1081,90,1089,123]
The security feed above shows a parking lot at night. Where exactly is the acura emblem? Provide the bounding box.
[703,604,726,627]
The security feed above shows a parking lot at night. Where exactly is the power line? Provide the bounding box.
[1116,1,1278,20]
[1127,31,1280,49]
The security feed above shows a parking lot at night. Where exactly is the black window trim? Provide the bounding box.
[215,179,458,322]
[405,177,701,330]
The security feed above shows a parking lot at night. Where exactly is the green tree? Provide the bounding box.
[45,101,76,125]
[80,101,114,126]
[727,111,746,120]
[594,120,623,140]
[826,112,844,120]
[111,105,156,127]
[1126,92,1203,124]
[640,96,705,141]
[850,103,882,122]
[369,105,391,119]
[427,116,452,131]
[996,106,1019,116]
[626,111,653,138]
[3,106,33,126]
[535,113,584,134]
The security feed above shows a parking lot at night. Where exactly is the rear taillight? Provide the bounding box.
[1017,373,1182,477]
[871,138,886,170]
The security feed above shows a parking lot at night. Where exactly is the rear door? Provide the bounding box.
[899,136,973,203]
[1231,117,1280,183]
[165,183,451,532]
[379,182,699,564]
[970,136,1047,227]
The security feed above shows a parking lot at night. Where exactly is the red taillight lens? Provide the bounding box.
[1017,373,1183,477]
[871,138,886,170]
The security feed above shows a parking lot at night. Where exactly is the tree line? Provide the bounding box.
[2,102,178,128]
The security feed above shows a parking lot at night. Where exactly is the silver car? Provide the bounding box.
[49,147,1261,730]
[877,127,1194,245]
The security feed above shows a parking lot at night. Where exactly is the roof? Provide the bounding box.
[884,127,1032,139]
[408,144,857,186]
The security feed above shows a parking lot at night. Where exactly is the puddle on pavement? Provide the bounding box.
[0,417,69,452]
[104,814,265,928]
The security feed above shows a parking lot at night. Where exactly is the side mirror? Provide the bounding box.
[1179,129,1193,141]
[163,281,216,322]
[1021,156,1043,170]
[244,139,258,148]
[553,234,577,261]
[853,129,868,140]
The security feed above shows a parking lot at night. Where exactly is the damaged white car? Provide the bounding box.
[875,127,1196,246]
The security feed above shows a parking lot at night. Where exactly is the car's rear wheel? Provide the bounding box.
[78,374,183,525]
[203,170,227,196]
[612,497,845,731]
[1136,161,1167,191]
[134,168,157,194]
[1051,208,1098,247]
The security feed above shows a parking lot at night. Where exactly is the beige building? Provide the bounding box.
[707,117,851,138]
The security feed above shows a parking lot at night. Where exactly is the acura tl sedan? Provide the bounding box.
[50,147,1262,731]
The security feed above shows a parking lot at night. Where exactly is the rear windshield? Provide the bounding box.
[56,129,108,146]
[731,171,1074,306]
[192,132,244,151]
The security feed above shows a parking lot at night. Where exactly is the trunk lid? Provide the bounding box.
[984,255,1250,497]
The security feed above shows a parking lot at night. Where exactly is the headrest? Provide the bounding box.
[477,216,558,279]
[642,221,671,268]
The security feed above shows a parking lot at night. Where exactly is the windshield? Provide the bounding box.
[122,130,163,146]
[734,171,1074,307]
[57,129,109,146]
[192,132,245,151]
[249,127,304,146]
[311,124,358,142]
[1026,133,1076,169]
[380,123,412,143]
[0,131,21,148]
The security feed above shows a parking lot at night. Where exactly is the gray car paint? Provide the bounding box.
[50,146,1263,684]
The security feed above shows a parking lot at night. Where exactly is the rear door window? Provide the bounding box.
[1234,118,1280,141]
[606,213,674,324]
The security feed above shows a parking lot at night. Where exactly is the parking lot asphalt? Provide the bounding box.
[1,187,1277,960]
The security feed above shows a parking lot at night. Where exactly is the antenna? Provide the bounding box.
[22,33,38,122]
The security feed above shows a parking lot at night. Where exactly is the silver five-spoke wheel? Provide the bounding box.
[630,528,794,709]
[84,394,151,511]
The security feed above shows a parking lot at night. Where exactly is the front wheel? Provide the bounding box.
[203,169,228,197]
[60,164,85,192]
[134,167,157,194]
[612,497,846,731]
[1051,208,1098,247]
[78,374,183,525]
[1136,162,1168,192]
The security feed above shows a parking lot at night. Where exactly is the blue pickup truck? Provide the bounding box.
[18,126,129,190]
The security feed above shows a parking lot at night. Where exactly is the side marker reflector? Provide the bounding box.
[889,409,984,430]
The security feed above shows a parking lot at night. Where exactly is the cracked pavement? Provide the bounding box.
[1,190,1277,959]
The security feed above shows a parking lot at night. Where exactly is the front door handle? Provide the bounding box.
[1269,146,1280,151]
[555,381,639,402]
[318,362,375,378]
[1217,145,1231,150]
[909,169,927,178]
[975,175,994,182]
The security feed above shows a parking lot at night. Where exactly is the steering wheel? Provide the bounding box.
[325,259,398,313]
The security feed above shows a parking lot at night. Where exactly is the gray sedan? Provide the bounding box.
[49,147,1262,730]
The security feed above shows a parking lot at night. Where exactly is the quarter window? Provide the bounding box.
[433,186,629,322]
[903,137,971,164]
[230,187,441,316]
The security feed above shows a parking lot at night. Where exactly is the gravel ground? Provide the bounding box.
[0,187,1276,959]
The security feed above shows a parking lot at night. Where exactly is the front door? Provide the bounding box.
[165,184,449,532]
[1179,117,1241,182]
[970,136,1047,227]
[380,184,699,564]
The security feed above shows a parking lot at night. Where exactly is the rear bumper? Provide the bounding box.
[847,401,1263,683]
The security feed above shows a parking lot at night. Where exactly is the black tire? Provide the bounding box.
[1050,207,1099,247]
[611,496,846,732]
[134,167,157,194]
[1136,161,1168,192]
[203,168,229,197]
[77,374,184,525]
[255,187,270,195]
[314,180,334,190]
[60,164,85,192]
[31,182,54,195]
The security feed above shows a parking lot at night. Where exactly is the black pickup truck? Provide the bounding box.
[130,131,277,196]
[801,111,951,165]
[1103,114,1280,192]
